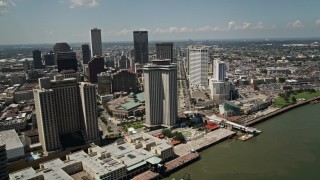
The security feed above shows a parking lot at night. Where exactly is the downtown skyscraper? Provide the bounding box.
[156,42,174,62]
[143,60,177,127]
[90,28,102,57]
[32,50,43,69]
[188,45,209,87]
[133,31,149,64]
[81,44,91,64]
[34,77,99,153]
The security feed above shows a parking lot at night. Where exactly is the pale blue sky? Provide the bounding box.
[1,0,320,44]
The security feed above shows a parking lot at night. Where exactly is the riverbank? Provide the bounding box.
[167,103,320,180]
[244,96,320,126]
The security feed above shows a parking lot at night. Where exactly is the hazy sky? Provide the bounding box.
[1,0,320,44]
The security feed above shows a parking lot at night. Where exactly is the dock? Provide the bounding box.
[131,170,160,180]
[244,96,320,126]
[238,134,254,141]
[164,152,200,174]
[174,128,235,156]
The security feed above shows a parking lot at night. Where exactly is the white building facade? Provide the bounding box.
[189,46,208,87]
[213,58,226,82]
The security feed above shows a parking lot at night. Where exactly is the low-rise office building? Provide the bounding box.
[0,130,24,162]
[10,132,174,180]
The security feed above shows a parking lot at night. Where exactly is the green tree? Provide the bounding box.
[284,96,289,102]
[173,132,185,142]
[292,96,297,104]
[162,129,173,138]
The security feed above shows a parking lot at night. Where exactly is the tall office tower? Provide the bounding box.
[34,77,100,153]
[133,31,149,64]
[97,72,111,95]
[118,52,127,69]
[88,56,105,83]
[53,42,71,65]
[143,60,177,127]
[0,140,8,180]
[213,58,226,82]
[56,52,78,72]
[90,28,102,57]
[81,44,91,64]
[189,46,209,87]
[79,83,99,143]
[156,42,174,62]
[33,50,43,69]
[43,51,55,66]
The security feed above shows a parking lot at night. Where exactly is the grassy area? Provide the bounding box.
[123,123,145,131]
[274,91,320,107]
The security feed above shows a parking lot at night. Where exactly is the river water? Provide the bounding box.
[168,103,320,180]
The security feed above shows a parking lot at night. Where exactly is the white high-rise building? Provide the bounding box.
[209,79,230,101]
[34,77,100,153]
[90,28,102,57]
[189,46,208,87]
[213,58,226,82]
[143,60,177,127]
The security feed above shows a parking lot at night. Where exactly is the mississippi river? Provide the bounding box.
[168,103,320,180]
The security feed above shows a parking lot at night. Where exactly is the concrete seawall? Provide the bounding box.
[245,96,320,127]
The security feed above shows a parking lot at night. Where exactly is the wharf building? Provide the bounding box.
[90,28,102,57]
[32,50,43,69]
[155,42,174,62]
[33,77,99,154]
[143,60,177,127]
[88,56,105,83]
[81,44,91,65]
[133,31,149,64]
[10,132,174,180]
[188,46,209,87]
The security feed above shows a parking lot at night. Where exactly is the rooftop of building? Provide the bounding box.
[0,129,23,151]
[10,132,172,179]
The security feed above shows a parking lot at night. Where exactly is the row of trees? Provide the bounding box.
[279,88,317,99]
[162,129,185,142]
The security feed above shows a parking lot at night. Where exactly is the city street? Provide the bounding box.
[177,58,191,112]
[97,105,119,138]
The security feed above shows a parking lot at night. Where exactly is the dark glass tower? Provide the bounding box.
[81,44,91,64]
[133,31,148,64]
[88,56,105,83]
[33,50,43,69]
[56,52,78,72]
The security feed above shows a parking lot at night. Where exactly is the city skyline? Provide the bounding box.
[1,0,320,44]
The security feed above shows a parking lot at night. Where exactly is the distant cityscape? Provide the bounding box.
[0,26,319,180]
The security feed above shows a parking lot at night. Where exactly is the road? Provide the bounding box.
[97,105,119,138]
[177,58,192,112]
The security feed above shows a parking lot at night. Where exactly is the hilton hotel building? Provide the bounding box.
[34,76,99,153]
